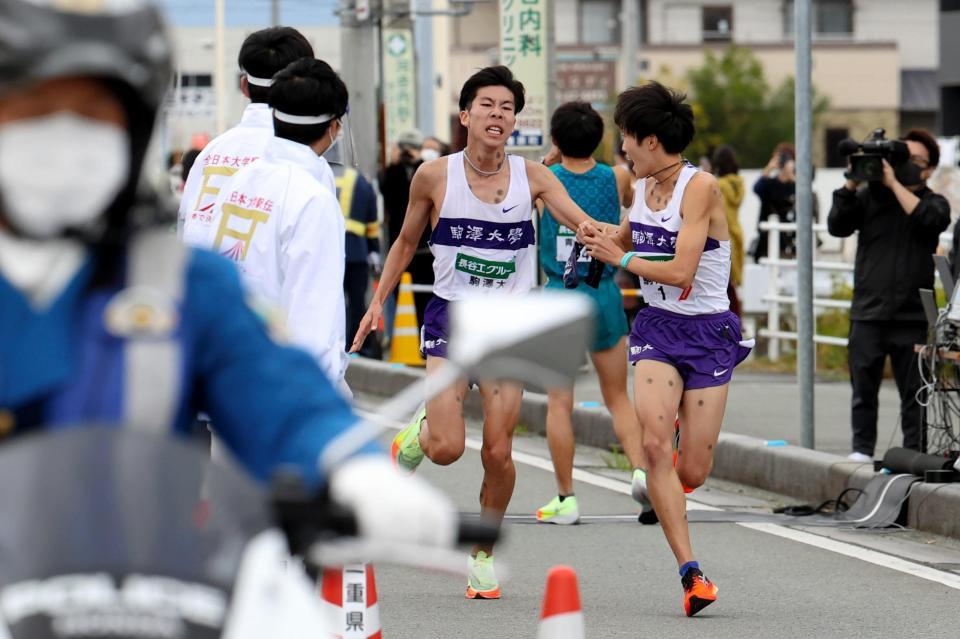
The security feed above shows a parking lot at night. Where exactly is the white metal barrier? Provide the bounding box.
[758,215,852,360]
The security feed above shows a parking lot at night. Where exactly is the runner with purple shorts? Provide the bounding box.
[351,66,604,600]
[580,81,752,617]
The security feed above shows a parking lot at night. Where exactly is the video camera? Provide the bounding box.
[837,128,910,182]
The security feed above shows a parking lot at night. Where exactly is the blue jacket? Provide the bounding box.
[0,233,377,487]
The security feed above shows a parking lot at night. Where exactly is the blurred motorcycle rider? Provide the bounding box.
[0,0,455,549]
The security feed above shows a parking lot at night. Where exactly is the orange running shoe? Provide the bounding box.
[681,568,718,617]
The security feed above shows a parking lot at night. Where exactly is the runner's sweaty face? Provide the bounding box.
[621,132,660,180]
[460,85,516,148]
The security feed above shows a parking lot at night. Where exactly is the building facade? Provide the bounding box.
[441,0,941,166]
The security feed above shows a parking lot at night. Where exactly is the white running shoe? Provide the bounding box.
[847,452,873,463]
[631,469,658,525]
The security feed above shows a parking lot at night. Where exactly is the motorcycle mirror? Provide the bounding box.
[321,292,593,469]
[447,291,593,389]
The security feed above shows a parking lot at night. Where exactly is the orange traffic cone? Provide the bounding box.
[388,272,425,367]
[320,563,382,638]
[536,566,584,639]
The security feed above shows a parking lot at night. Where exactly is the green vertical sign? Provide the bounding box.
[499,0,550,151]
[383,28,417,147]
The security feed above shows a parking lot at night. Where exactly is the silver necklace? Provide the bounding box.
[464,151,504,177]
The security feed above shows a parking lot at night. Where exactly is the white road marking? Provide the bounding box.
[359,408,960,591]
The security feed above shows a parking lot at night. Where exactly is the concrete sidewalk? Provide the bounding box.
[346,356,960,540]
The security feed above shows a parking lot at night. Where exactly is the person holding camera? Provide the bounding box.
[752,143,796,262]
[827,129,950,461]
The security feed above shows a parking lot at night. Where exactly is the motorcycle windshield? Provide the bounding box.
[0,427,272,639]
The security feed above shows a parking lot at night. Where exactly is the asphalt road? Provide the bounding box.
[364,406,960,638]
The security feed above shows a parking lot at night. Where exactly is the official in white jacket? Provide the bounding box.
[190,58,350,389]
[179,27,335,234]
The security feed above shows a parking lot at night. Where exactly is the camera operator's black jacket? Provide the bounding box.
[828,184,950,322]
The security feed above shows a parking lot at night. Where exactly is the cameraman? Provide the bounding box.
[828,129,950,460]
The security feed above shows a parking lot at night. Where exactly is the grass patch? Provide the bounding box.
[600,445,632,471]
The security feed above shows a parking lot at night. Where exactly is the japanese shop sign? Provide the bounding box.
[382,28,417,147]
[499,0,550,151]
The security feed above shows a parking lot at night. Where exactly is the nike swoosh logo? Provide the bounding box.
[502,204,519,214]
[713,368,728,377]
[660,215,673,223]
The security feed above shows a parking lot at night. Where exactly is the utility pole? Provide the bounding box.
[413,0,435,137]
[620,0,639,89]
[795,0,815,449]
[340,0,381,179]
[214,0,226,134]
[271,0,280,26]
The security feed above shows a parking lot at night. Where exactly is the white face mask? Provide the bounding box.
[420,148,441,162]
[0,112,130,239]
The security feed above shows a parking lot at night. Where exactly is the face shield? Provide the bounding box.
[322,105,357,169]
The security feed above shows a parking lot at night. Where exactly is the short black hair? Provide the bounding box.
[238,26,314,103]
[181,148,201,181]
[551,101,604,159]
[614,81,695,154]
[712,145,739,177]
[901,128,940,167]
[269,58,348,147]
[458,65,525,113]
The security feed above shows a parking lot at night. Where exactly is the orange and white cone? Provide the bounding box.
[536,565,584,639]
[319,563,382,638]
[388,272,425,367]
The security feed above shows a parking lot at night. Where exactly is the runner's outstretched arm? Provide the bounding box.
[581,173,719,289]
[350,164,436,352]
[526,160,595,231]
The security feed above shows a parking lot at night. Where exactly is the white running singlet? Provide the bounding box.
[628,164,731,315]
[430,152,537,300]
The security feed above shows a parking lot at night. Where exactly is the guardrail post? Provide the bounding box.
[767,214,781,361]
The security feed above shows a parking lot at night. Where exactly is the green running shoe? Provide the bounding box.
[536,495,580,525]
[391,406,425,473]
[465,551,501,599]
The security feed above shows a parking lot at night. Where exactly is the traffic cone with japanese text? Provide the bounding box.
[319,563,382,638]
[388,272,424,367]
[536,565,584,639]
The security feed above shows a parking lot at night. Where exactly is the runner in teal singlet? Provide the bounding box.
[534,102,647,525]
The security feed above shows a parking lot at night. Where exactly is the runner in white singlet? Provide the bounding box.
[580,81,752,618]
[350,66,609,599]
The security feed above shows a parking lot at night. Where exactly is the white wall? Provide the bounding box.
[555,0,579,45]
[855,0,938,69]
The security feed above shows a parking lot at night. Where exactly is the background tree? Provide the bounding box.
[678,46,829,167]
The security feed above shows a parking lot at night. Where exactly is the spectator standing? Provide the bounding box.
[751,143,796,262]
[381,129,433,329]
[334,163,382,357]
[713,145,745,316]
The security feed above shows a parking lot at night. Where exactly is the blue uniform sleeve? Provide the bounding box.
[181,249,381,487]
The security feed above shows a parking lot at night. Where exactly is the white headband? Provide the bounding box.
[273,110,337,125]
[242,69,273,87]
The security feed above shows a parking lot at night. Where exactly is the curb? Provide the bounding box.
[346,357,960,540]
